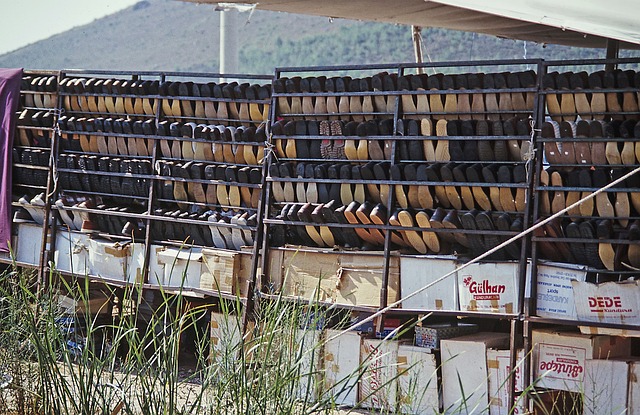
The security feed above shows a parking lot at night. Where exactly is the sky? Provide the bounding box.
[0,0,140,55]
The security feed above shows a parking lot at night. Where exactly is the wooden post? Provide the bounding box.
[605,38,619,72]
[412,25,424,74]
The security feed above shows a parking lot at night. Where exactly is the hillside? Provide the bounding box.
[0,0,638,74]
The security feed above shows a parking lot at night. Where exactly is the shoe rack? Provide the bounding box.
[8,70,60,273]
[7,70,273,295]
[6,58,640,411]
[525,57,640,401]
[259,60,543,409]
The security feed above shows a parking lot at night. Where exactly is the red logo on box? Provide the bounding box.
[587,296,633,313]
[539,359,584,378]
[463,276,506,300]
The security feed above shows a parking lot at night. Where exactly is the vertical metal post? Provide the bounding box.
[37,70,63,294]
[219,9,239,82]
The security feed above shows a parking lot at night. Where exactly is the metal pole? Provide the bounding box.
[219,9,239,81]
[412,26,424,74]
[605,39,619,72]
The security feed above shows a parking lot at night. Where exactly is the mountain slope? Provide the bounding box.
[0,0,635,74]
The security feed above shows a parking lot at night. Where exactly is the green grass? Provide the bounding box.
[0,257,590,415]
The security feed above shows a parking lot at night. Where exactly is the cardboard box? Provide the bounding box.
[629,360,640,415]
[415,323,478,350]
[400,255,458,310]
[583,359,629,415]
[398,344,440,414]
[147,244,165,285]
[441,332,510,414]
[359,338,399,411]
[156,246,203,289]
[572,279,640,326]
[53,229,90,275]
[278,248,399,308]
[458,262,520,314]
[200,248,240,294]
[322,329,361,407]
[295,328,323,401]
[88,239,143,282]
[15,222,43,266]
[210,311,245,367]
[533,261,587,320]
[531,328,631,392]
[487,349,526,415]
[530,390,581,415]
[57,291,111,316]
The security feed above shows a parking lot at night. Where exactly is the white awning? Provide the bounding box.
[186,0,640,49]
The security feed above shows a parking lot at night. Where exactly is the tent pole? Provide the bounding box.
[412,25,424,74]
[605,38,619,72]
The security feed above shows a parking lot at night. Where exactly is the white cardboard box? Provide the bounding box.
[572,279,640,325]
[322,329,361,407]
[88,239,143,281]
[441,332,510,414]
[487,349,526,415]
[147,244,165,285]
[359,338,399,411]
[533,261,587,320]
[15,223,43,266]
[295,328,323,402]
[583,359,629,415]
[53,229,90,275]
[200,248,240,294]
[398,344,440,414]
[156,246,203,289]
[210,311,244,367]
[400,255,458,310]
[629,360,640,415]
[531,328,631,392]
[458,262,520,314]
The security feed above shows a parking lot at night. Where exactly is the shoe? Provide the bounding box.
[289,203,320,247]
[343,201,377,247]
[440,162,463,210]
[460,209,486,257]
[483,73,500,121]
[465,163,491,211]
[452,164,475,210]
[415,209,440,253]
[497,165,516,212]
[442,209,468,248]
[446,120,464,161]
[603,71,624,121]
[356,201,386,245]
[612,168,631,227]
[434,119,450,162]
[326,163,342,203]
[396,209,428,253]
[429,207,454,244]
[475,211,505,260]
[593,168,615,218]
[565,221,588,266]
[596,219,616,270]
[481,164,503,211]
[414,164,435,209]
[542,72,562,122]
[390,164,408,209]
[328,202,362,248]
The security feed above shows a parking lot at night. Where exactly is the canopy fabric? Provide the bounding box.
[190,0,640,49]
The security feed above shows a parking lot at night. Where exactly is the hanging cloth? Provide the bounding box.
[0,68,23,252]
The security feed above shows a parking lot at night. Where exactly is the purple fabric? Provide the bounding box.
[0,68,23,252]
